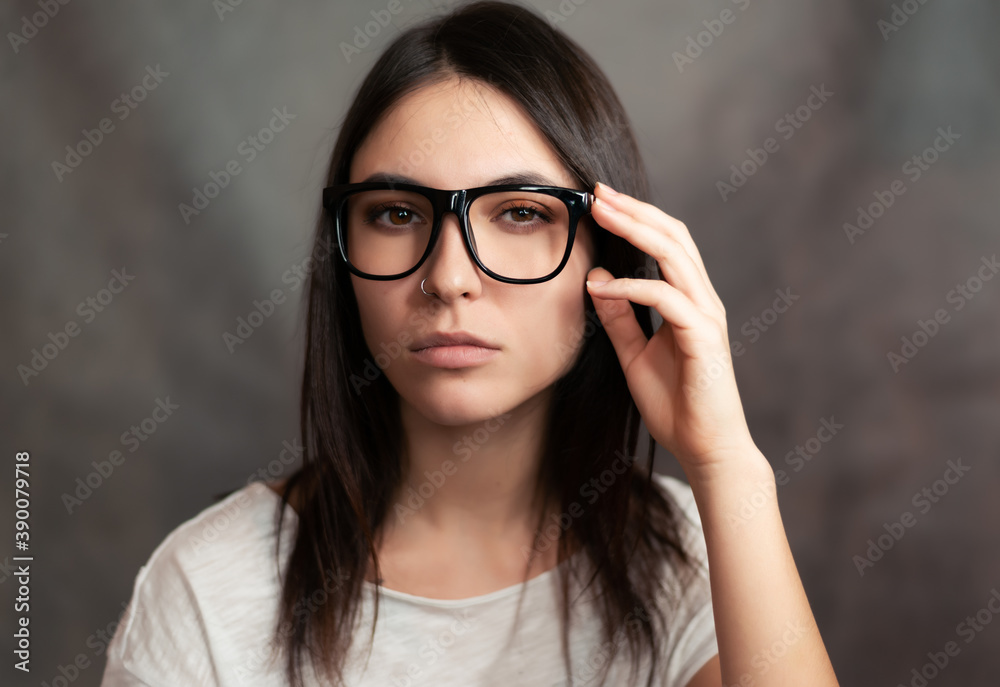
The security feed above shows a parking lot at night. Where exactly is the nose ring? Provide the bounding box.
[420,278,432,297]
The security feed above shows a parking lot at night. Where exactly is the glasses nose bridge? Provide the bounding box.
[438,188,468,226]
[430,188,472,243]
[426,188,476,263]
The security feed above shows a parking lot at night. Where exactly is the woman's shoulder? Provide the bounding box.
[102,481,299,683]
[158,480,294,573]
[118,480,298,619]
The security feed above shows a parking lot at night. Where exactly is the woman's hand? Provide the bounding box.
[585,181,760,478]
[587,184,841,687]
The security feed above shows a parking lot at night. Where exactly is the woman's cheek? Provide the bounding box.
[526,308,584,383]
[354,283,407,351]
[556,300,591,373]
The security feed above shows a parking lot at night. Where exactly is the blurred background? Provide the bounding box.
[2,0,999,684]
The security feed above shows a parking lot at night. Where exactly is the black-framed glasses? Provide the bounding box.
[321,182,594,284]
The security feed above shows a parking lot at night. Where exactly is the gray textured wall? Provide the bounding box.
[2,0,999,685]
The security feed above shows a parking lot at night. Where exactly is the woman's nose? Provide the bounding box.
[420,211,483,299]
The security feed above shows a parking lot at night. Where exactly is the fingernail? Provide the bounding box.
[593,197,617,212]
[597,181,619,195]
[586,280,609,288]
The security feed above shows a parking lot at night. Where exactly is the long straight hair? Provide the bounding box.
[269,2,696,685]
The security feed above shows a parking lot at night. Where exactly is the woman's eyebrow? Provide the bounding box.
[359,172,418,185]
[358,171,561,187]
[485,172,558,186]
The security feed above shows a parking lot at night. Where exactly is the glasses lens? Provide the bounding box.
[468,191,571,280]
[340,188,573,280]
[342,190,434,276]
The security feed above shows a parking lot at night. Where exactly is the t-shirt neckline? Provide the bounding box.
[255,480,584,608]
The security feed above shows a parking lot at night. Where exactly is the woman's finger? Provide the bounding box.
[587,273,718,363]
[586,266,650,376]
[594,183,726,316]
[592,196,724,322]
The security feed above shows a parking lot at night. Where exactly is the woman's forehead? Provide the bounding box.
[350,77,577,189]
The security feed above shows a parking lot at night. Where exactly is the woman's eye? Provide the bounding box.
[366,204,421,226]
[387,208,412,225]
[502,205,548,223]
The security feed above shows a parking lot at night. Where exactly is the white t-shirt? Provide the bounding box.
[101,473,717,686]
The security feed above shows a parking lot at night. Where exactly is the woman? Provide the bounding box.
[102,2,839,685]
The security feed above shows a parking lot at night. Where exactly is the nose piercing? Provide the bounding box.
[420,278,432,296]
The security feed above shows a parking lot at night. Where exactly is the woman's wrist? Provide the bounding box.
[679,441,775,496]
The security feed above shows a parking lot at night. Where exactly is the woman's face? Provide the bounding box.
[348,76,595,426]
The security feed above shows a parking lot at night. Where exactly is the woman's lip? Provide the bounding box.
[410,344,500,368]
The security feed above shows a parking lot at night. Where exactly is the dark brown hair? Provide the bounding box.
[269,2,696,685]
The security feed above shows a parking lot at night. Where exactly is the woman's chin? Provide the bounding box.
[396,385,511,425]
